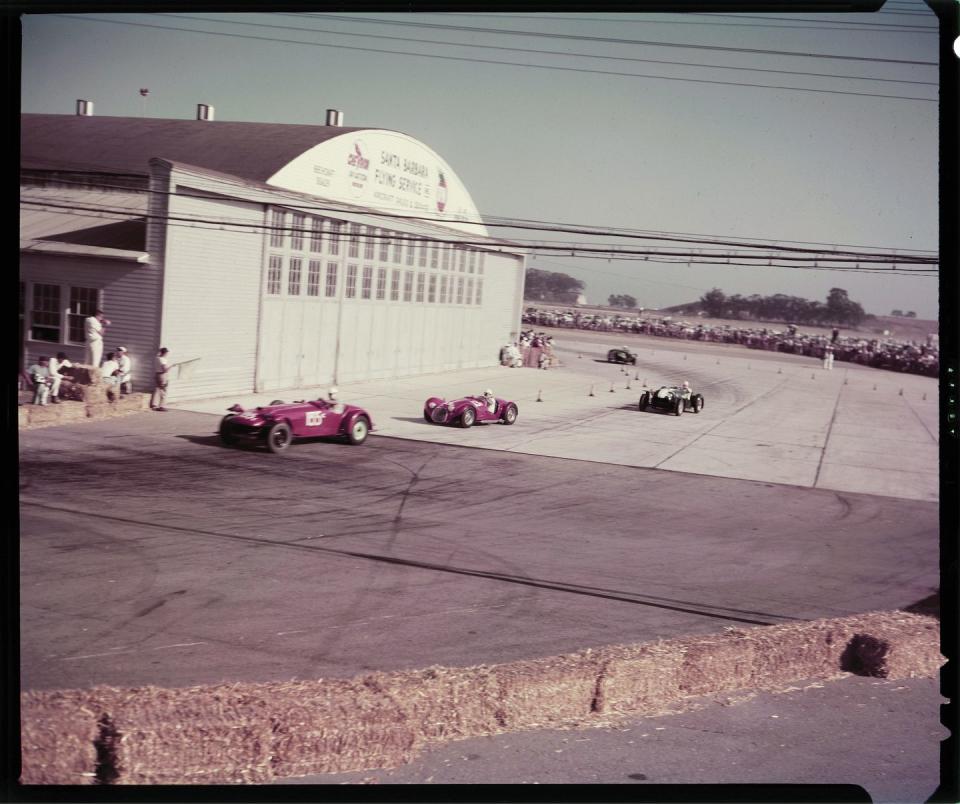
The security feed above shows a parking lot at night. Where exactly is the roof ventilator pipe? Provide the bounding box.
[197,104,215,121]
[326,109,344,127]
[76,99,94,116]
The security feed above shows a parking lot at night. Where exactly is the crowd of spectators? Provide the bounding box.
[522,308,938,377]
[501,330,558,369]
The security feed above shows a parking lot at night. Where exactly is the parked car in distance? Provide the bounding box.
[424,392,519,428]
[219,396,373,453]
[638,385,705,416]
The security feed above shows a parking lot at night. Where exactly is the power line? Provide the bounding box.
[151,14,936,88]
[683,12,936,27]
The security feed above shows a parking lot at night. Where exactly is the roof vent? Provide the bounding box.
[196,103,215,121]
[326,109,344,127]
[76,99,94,116]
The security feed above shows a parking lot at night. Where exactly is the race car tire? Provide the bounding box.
[423,410,433,423]
[501,403,518,425]
[270,400,285,406]
[266,422,292,453]
[638,392,649,411]
[674,399,684,416]
[692,395,704,413]
[219,416,238,446]
[347,415,370,445]
[460,407,476,428]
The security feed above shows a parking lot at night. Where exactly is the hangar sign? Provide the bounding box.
[266,129,488,236]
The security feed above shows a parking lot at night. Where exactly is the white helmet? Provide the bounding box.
[682,381,691,389]
[328,386,339,399]
[484,388,494,396]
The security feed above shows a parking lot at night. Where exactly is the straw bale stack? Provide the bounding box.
[20,689,104,784]
[267,676,418,779]
[104,684,274,784]
[592,641,687,714]
[839,611,942,679]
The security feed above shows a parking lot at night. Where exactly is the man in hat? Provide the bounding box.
[27,356,53,405]
[116,346,133,395]
[151,347,170,411]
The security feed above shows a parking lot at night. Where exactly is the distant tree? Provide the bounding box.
[906,311,917,318]
[608,294,637,309]
[892,309,903,317]
[699,288,726,317]
[524,268,585,304]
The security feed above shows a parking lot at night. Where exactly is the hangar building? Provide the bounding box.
[20,105,526,401]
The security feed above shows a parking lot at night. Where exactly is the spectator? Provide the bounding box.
[48,351,74,403]
[28,356,53,405]
[84,309,109,367]
[151,347,171,411]
[115,346,133,395]
[100,352,121,398]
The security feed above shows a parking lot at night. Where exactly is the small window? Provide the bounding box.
[325,262,338,298]
[307,260,321,296]
[403,270,414,302]
[379,230,390,263]
[269,209,285,248]
[466,277,474,305]
[328,221,342,256]
[416,272,426,303]
[364,229,375,261]
[267,255,282,295]
[346,264,358,298]
[458,248,466,273]
[475,278,483,305]
[393,236,403,264]
[428,274,437,303]
[442,244,451,271]
[349,224,361,259]
[376,267,387,300]
[31,283,62,343]
[310,218,323,253]
[478,251,485,275]
[288,257,302,295]
[68,286,99,343]
[439,274,449,304]
[468,249,476,274]
[405,238,416,266]
[291,213,305,251]
[456,275,465,304]
[390,269,401,301]
[430,242,439,269]
[361,265,373,300]
[418,240,427,268]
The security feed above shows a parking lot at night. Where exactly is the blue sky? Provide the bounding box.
[20,7,942,318]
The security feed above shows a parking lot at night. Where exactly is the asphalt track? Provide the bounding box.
[19,331,939,692]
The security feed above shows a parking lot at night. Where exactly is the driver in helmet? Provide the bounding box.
[482,388,497,413]
[679,381,692,399]
[327,386,344,413]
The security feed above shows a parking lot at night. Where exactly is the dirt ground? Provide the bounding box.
[525,302,938,343]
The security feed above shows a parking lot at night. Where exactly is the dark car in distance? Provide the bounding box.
[607,348,637,365]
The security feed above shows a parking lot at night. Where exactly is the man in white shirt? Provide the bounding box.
[151,347,170,411]
[100,352,121,399]
[28,356,53,405]
[115,346,133,394]
[84,309,108,367]
[48,351,74,403]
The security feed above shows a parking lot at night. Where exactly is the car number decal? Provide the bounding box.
[305,411,326,427]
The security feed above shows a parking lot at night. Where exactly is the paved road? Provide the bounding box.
[20,409,938,691]
[281,675,946,802]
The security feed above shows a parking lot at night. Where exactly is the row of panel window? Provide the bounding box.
[268,210,486,274]
[22,282,100,344]
[266,258,483,305]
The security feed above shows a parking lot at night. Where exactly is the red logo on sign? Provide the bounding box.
[347,143,369,170]
[437,170,447,212]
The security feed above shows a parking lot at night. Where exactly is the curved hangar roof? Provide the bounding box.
[21,113,488,236]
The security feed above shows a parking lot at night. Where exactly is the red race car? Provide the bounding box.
[219,390,373,453]
[423,390,519,428]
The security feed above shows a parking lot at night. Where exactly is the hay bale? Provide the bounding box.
[105,684,274,784]
[267,676,418,780]
[78,384,110,404]
[677,631,757,695]
[20,689,103,784]
[18,407,29,427]
[593,641,686,714]
[841,612,943,679]
[487,651,603,730]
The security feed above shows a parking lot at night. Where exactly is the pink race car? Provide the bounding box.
[423,391,519,428]
[219,395,373,453]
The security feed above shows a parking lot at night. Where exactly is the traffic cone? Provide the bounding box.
[589,385,594,397]
[898,388,903,396]
[777,367,782,374]
[811,373,815,380]
[683,354,687,360]
[626,380,631,390]
[873,384,877,391]
[923,392,927,400]
[537,389,542,402]
[609,382,615,393]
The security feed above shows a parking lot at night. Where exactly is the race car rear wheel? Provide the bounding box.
[266,421,292,453]
[347,416,370,445]
[219,416,238,446]
[460,407,476,428]
[692,395,704,413]
[423,410,433,423]
[638,392,649,411]
[501,403,518,425]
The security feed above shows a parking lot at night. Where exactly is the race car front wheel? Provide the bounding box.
[347,416,370,445]
[460,407,476,428]
[219,416,238,446]
[674,400,684,416]
[501,403,518,425]
[638,392,649,411]
[266,422,292,453]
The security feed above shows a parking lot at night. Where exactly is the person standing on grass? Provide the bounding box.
[84,309,109,367]
[151,347,171,411]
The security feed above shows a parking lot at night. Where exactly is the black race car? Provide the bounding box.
[607,348,637,365]
[638,385,704,416]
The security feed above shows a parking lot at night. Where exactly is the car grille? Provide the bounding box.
[430,406,449,423]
